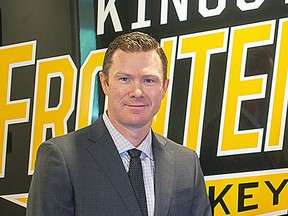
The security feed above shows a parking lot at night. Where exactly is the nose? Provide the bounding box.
[129,83,144,98]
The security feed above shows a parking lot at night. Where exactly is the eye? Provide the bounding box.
[143,79,155,84]
[119,77,130,82]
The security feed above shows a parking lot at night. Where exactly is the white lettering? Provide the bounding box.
[131,0,151,29]
[160,0,188,25]
[198,0,226,17]
[97,0,122,35]
[237,0,265,11]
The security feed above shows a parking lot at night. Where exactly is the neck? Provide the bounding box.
[107,112,151,147]
[119,126,150,147]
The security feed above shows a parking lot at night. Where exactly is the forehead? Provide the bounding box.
[110,49,163,74]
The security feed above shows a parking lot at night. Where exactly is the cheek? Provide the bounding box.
[109,87,126,101]
[149,92,164,104]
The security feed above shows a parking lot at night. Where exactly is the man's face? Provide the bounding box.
[100,49,169,130]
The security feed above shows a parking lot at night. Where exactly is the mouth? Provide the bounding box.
[126,104,148,108]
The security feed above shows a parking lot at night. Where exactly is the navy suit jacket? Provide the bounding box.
[27,117,211,215]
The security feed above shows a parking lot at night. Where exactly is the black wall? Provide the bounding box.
[0,0,79,214]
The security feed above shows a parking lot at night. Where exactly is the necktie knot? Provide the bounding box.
[128,149,141,158]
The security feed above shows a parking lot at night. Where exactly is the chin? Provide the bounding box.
[127,119,150,128]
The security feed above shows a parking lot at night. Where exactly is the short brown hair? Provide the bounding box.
[102,32,168,82]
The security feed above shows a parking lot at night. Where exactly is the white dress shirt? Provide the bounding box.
[102,112,155,216]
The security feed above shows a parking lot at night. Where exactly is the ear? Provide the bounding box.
[99,72,109,95]
[161,78,170,99]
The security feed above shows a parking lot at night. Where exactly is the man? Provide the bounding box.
[27,32,211,216]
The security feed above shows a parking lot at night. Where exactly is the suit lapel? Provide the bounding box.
[153,133,175,216]
[86,118,142,216]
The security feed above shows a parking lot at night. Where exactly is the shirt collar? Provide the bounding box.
[102,112,153,160]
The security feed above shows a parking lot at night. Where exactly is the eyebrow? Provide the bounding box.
[113,70,163,81]
[142,74,161,80]
[113,72,133,77]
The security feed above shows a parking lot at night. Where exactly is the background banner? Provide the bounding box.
[0,0,288,215]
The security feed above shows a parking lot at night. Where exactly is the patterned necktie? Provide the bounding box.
[128,149,148,216]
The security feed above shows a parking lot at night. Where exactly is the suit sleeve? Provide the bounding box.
[26,141,74,216]
[191,152,212,216]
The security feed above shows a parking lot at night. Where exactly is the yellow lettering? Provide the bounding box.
[0,41,36,177]
[152,37,177,136]
[75,49,105,130]
[206,170,288,215]
[265,18,288,151]
[178,29,228,153]
[29,56,77,173]
[218,20,275,156]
